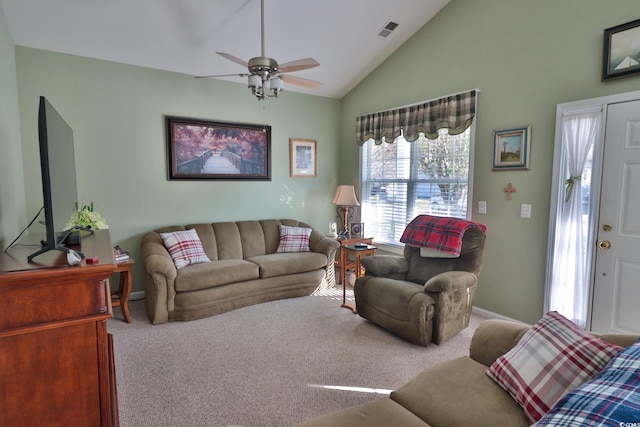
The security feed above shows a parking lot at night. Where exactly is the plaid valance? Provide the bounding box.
[355,90,477,145]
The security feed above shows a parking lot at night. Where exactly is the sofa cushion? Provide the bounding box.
[247,252,327,279]
[160,229,211,269]
[174,259,259,292]
[486,311,624,423]
[276,225,311,253]
[391,356,530,427]
[534,339,640,426]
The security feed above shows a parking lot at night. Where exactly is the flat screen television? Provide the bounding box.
[28,96,79,262]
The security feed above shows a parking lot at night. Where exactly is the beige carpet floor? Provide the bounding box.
[108,288,487,427]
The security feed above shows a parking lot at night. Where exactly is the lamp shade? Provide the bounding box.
[332,185,360,206]
[248,74,262,89]
[269,76,283,91]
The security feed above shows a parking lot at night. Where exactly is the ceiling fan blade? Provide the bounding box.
[279,58,320,73]
[195,73,248,79]
[281,74,322,89]
[217,52,248,67]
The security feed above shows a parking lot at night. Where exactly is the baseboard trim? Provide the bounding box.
[127,292,525,323]
[472,306,529,325]
[130,291,145,301]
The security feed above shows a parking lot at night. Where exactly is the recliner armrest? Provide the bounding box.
[423,270,477,292]
[361,255,409,278]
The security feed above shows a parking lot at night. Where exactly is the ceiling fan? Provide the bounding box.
[196,0,322,100]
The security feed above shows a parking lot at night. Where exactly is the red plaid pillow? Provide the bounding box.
[160,229,211,269]
[276,225,311,253]
[486,311,623,423]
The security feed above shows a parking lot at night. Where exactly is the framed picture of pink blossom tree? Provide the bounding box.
[166,116,271,180]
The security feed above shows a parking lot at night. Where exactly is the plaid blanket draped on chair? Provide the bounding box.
[400,215,487,256]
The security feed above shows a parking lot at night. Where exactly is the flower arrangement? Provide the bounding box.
[65,202,109,230]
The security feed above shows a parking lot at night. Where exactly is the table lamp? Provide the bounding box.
[332,185,360,238]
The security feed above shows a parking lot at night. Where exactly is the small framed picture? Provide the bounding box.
[289,138,317,177]
[492,126,531,171]
[602,18,640,81]
[349,222,364,238]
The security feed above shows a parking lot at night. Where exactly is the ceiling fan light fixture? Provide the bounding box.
[248,74,262,90]
[205,0,320,100]
[269,76,283,96]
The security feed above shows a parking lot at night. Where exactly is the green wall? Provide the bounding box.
[5,0,640,322]
[0,5,26,249]
[340,0,640,323]
[15,47,341,293]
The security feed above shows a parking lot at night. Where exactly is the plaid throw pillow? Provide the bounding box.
[276,225,311,253]
[160,229,211,269]
[535,339,640,426]
[486,311,623,423]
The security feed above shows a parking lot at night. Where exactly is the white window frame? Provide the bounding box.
[359,123,476,252]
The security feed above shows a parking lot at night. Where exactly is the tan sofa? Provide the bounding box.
[297,319,639,427]
[142,219,340,324]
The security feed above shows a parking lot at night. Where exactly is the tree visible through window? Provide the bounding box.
[360,128,472,246]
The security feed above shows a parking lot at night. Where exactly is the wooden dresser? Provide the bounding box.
[0,230,119,427]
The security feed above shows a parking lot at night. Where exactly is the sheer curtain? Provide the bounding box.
[547,110,601,328]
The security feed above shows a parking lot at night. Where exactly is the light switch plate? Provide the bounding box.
[478,201,487,214]
[520,203,531,219]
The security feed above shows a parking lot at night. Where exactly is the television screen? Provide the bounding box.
[28,96,78,261]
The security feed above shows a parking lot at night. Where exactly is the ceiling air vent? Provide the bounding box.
[378,21,399,38]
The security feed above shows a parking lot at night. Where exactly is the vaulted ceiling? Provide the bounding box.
[1,0,450,98]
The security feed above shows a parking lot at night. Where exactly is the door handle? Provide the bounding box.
[598,240,612,250]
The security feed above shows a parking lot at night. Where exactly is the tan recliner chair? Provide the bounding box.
[354,225,486,346]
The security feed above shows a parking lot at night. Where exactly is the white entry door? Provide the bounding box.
[590,99,640,334]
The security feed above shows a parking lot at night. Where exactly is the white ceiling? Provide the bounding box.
[1,0,449,99]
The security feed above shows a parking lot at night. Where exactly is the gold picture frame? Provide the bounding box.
[289,138,317,177]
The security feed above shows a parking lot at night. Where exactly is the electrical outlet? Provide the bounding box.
[478,201,487,214]
[520,203,532,219]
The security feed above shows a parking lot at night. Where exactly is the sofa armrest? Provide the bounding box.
[361,255,409,278]
[312,235,341,265]
[143,250,177,280]
[142,235,177,279]
[423,271,477,293]
[469,319,530,367]
[141,232,178,324]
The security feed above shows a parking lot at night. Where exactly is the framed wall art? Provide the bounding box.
[349,222,364,238]
[492,126,531,171]
[166,116,271,181]
[289,138,317,177]
[602,18,640,81]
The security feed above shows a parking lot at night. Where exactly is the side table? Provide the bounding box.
[110,259,134,323]
[335,236,373,283]
[340,244,376,313]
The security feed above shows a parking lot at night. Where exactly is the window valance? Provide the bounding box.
[356,89,477,145]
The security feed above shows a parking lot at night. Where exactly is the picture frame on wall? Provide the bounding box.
[289,138,317,177]
[602,18,640,81]
[166,116,271,181]
[492,126,531,171]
